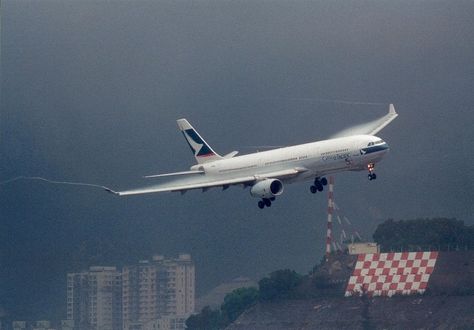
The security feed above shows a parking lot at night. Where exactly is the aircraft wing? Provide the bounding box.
[331,104,398,138]
[108,168,307,196]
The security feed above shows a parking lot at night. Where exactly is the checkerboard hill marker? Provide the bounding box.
[345,251,439,297]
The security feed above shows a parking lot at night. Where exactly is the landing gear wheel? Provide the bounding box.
[313,177,327,192]
[310,185,317,194]
[367,163,377,181]
[258,197,275,208]
[316,183,324,192]
[368,173,377,180]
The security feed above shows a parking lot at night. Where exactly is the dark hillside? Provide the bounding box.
[227,251,474,329]
[227,296,474,330]
[428,251,474,295]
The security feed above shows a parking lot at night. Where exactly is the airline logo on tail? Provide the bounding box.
[177,119,223,164]
[181,129,216,157]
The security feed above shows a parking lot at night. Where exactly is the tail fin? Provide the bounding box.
[177,119,223,164]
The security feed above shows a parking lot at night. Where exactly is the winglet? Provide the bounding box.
[331,103,398,138]
[367,104,398,135]
[104,187,119,195]
[389,103,396,115]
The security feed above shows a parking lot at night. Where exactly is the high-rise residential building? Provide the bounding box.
[66,255,194,330]
[67,266,122,330]
[170,254,195,317]
[142,316,187,330]
[122,254,195,330]
[10,320,74,330]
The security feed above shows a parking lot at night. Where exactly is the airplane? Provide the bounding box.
[106,104,398,209]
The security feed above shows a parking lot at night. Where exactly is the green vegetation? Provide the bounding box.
[186,270,302,329]
[185,306,223,330]
[259,269,303,300]
[221,287,259,324]
[186,287,259,330]
[373,218,474,252]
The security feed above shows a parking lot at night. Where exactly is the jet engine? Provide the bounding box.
[250,179,284,199]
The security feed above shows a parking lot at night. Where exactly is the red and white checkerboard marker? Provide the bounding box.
[345,251,438,297]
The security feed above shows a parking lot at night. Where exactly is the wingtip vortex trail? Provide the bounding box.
[0,176,118,195]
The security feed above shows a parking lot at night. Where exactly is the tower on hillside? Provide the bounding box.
[325,176,335,261]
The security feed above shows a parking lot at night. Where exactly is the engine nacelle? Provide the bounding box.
[250,179,284,199]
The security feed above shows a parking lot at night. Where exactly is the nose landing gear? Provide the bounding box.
[367,163,377,180]
[310,177,328,194]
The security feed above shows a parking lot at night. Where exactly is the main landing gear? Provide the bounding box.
[310,177,328,194]
[367,163,377,181]
[258,197,276,209]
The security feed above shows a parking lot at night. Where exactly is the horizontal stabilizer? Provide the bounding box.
[223,151,239,159]
[144,170,204,178]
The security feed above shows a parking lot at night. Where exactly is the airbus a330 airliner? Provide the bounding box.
[106,105,398,208]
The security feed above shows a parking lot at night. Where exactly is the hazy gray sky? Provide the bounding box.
[1,0,473,320]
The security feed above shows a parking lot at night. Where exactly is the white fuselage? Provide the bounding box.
[194,134,389,183]
[112,105,397,202]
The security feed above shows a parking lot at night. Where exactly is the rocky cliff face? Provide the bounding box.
[227,251,474,329]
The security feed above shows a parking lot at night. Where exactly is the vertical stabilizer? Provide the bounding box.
[177,119,223,164]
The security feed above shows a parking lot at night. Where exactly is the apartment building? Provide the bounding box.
[66,255,194,330]
[67,266,122,330]
[122,254,195,330]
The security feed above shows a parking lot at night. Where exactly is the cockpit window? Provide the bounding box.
[368,140,384,146]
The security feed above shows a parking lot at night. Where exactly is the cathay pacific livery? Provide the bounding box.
[106,105,398,208]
